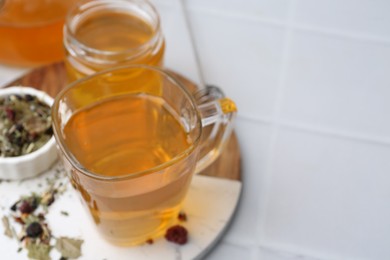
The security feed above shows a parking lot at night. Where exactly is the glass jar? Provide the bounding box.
[64,0,165,82]
[0,0,78,66]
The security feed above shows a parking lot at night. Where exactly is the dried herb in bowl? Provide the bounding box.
[0,93,52,157]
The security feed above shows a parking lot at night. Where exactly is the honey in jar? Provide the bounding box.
[64,0,165,82]
[0,0,78,66]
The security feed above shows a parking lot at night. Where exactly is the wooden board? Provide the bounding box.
[4,62,241,181]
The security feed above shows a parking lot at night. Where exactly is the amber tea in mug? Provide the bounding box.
[64,0,165,82]
[52,65,236,246]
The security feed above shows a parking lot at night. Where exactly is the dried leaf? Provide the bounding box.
[23,214,40,226]
[55,237,83,259]
[2,215,13,238]
[26,242,51,260]
[60,211,69,217]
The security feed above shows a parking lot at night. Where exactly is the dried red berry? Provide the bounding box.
[165,225,188,245]
[5,107,15,121]
[178,211,187,222]
[18,201,35,214]
[26,222,43,238]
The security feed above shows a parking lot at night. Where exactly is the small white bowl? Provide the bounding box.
[0,87,57,180]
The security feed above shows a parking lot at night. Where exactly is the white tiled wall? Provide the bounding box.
[185,0,291,24]
[281,31,390,141]
[293,0,390,38]
[262,128,390,260]
[224,118,273,246]
[188,10,286,120]
[181,0,390,259]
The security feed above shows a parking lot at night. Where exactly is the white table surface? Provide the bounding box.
[1,0,390,260]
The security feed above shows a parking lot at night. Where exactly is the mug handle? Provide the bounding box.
[193,86,237,173]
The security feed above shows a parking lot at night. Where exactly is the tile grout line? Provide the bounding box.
[223,236,347,260]
[257,243,352,260]
[186,5,287,28]
[204,239,259,259]
[223,236,258,249]
[236,114,274,125]
[291,22,390,45]
[253,0,297,254]
[186,5,390,46]
[237,115,390,148]
[278,120,390,147]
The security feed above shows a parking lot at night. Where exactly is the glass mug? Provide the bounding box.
[64,0,165,82]
[0,0,78,66]
[52,65,236,246]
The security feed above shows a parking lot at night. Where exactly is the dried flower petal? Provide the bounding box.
[178,211,187,222]
[13,216,25,225]
[2,216,13,238]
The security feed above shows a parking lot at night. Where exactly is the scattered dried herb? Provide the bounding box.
[41,189,57,209]
[145,238,154,245]
[2,175,84,259]
[55,237,83,259]
[10,199,20,211]
[37,213,45,221]
[177,211,187,222]
[165,225,188,245]
[14,216,25,225]
[0,93,52,157]
[60,211,69,217]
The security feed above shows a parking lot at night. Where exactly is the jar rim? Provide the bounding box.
[64,0,163,64]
